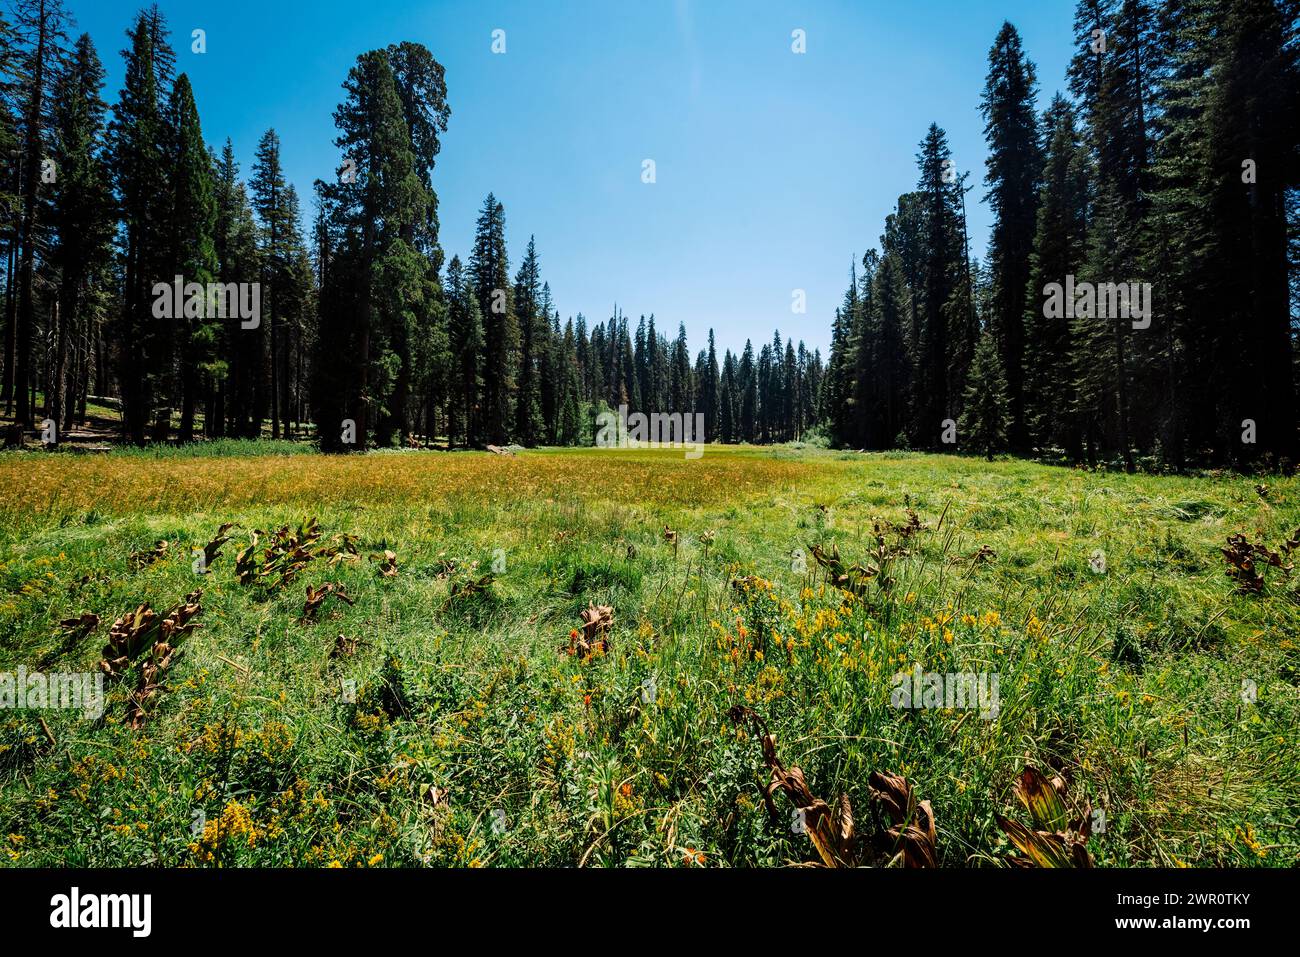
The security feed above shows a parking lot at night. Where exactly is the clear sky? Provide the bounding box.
[73,0,1078,357]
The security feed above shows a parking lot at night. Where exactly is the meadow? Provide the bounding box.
[0,443,1296,867]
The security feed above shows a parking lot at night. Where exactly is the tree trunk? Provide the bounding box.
[2,239,15,414]
[14,0,49,429]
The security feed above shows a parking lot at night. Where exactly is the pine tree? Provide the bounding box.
[381,42,450,445]
[108,10,170,444]
[756,343,773,442]
[542,302,562,442]
[444,255,483,447]
[782,339,797,440]
[278,190,316,438]
[315,47,430,450]
[633,314,648,410]
[617,316,638,410]
[819,307,848,444]
[916,126,964,445]
[646,315,668,411]
[669,322,691,412]
[959,331,1010,460]
[166,73,217,442]
[824,261,862,445]
[1023,95,1088,458]
[807,348,824,426]
[0,8,19,417]
[847,251,878,446]
[763,330,781,440]
[882,192,926,437]
[512,236,544,445]
[1068,0,1161,468]
[1143,0,1215,467]
[980,21,1041,451]
[384,40,449,267]
[586,320,607,406]
[573,314,590,398]
[1203,0,1298,462]
[699,329,719,439]
[250,129,290,438]
[142,3,175,95]
[47,31,112,438]
[557,317,583,444]
[947,171,980,403]
[1067,0,1113,115]
[10,0,69,429]
[869,251,910,448]
[1074,179,1137,469]
[719,350,737,442]
[409,263,449,446]
[468,193,515,444]
[604,313,620,409]
[213,142,261,438]
[739,339,757,442]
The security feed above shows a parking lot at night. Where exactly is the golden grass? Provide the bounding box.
[0,448,815,519]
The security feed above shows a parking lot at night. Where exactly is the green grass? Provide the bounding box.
[0,444,1296,867]
[97,438,314,459]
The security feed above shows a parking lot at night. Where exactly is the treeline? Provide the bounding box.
[0,1,822,451]
[5,0,1295,463]
[0,1,316,443]
[822,0,1300,467]
[318,182,824,450]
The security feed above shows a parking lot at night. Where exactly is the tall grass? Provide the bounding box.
[0,447,1295,867]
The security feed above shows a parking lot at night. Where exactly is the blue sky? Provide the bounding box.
[74,0,1077,356]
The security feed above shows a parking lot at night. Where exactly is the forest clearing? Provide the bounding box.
[1,443,1295,867]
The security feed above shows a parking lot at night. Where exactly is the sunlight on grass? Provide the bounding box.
[0,445,1295,867]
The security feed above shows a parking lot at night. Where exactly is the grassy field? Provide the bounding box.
[0,443,1296,867]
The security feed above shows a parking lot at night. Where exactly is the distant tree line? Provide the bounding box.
[0,1,318,444]
[0,1,822,452]
[821,0,1300,468]
[2,0,1295,466]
